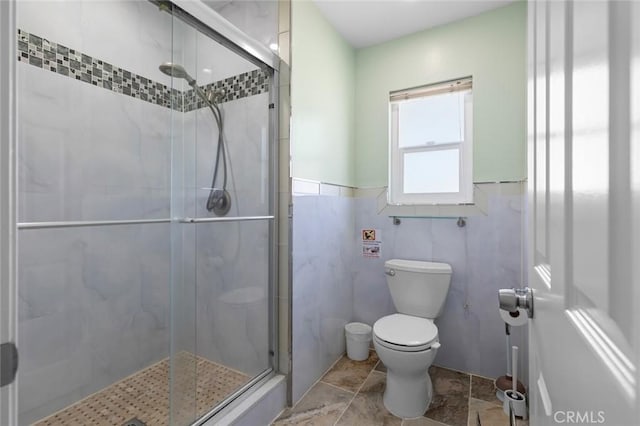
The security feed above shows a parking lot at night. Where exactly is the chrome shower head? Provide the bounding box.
[159,62,196,86]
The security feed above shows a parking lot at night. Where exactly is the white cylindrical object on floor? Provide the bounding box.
[345,322,372,361]
[506,331,512,376]
[512,345,518,392]
[504,390,528,419]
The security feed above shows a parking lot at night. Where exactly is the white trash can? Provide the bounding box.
[345,322,372,361]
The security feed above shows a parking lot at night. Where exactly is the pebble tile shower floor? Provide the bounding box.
[33,355,249,426]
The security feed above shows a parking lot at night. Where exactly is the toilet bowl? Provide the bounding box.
[373,314,440,418]
[374,259,452,418]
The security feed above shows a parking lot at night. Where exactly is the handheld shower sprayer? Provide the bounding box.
[159,62,231,216]
[159,63,196,85]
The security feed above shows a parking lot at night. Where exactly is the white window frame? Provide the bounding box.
[388,77,473,205]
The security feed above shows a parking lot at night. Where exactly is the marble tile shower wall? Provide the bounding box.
[207,0,279,51]
[186,92,272,376]
[18,63,172,224]
[184,92,271,218]
[292,195,356,403]
[17,53,174,423]
[18,29,179,109]
[194,221,270,375]
[353,187,528,381]
[18,224,170,424]
[17,0,174,88]
[18,75,272,423]
[18,28,269,113]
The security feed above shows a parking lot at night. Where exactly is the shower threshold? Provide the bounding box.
[33,354,249,426]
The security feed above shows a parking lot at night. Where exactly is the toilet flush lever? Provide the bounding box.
[498,287,534,318]
[385,269,395,276]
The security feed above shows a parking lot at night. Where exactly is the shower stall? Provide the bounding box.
[1,1,282,425]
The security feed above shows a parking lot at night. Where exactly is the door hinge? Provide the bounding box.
[0,342,18,387]
[269,103,275,109]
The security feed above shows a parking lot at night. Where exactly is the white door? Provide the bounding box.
[0,0,17,425]
[528,0,639,425]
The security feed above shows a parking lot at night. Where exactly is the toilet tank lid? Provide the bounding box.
[385,259,452,274]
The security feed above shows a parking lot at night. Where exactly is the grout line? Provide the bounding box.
[373,359,381,371]
[421,419,449,426]
[318,380,356,394]
[470,371,501,382]
[332,355,379,426]
[468,373,473,426]
[282,352,346,414]
[432,363,475,377]
[269,408,286,425]
[324,351,348,374]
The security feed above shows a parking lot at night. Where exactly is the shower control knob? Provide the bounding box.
[498,287,534,318]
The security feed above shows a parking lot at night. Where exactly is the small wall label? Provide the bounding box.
[361,229,381,258]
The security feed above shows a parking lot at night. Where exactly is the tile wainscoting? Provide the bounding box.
[290,180,528,406]
[291,194,356,403]
[353,183,528,381]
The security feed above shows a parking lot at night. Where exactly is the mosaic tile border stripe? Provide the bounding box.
[17,29,270,111]
[185,68,271,110]
[183,69,270,112]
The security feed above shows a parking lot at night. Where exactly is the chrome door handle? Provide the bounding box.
[498,287,534,318]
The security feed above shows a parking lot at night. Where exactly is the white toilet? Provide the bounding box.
[373,259,452,418]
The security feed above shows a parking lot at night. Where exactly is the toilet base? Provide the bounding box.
[383,370,433,418]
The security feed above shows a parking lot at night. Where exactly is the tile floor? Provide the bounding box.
[274,350,528,426]
[34,354,248,426]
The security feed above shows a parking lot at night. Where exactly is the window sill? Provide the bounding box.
[375,185,490,218]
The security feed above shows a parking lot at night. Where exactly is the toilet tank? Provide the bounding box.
[384,259,452,319]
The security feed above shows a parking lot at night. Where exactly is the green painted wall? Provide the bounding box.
[291,0,356,187]
[354,2,527,187]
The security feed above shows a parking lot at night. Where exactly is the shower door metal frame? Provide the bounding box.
[171,0,279,70]
[3,0,281,422]
[0,0,18,425]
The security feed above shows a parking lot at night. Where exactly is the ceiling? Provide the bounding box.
[313,0,520,48]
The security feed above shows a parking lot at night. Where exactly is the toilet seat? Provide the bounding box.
[373,314,439,352]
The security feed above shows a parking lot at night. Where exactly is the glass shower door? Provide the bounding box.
[168,7,276,424]
[8,0,276,424]
[15,1,176,424]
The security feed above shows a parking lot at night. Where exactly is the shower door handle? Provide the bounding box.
[0,342,18,387]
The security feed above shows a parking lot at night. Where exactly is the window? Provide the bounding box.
[389,77,473,205]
